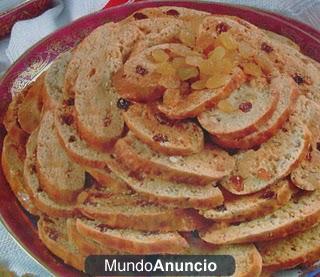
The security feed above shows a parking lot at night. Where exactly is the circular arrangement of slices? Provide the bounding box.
[2,6,320,276]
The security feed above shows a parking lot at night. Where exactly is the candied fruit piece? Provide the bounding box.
[260,190,275,199]
[217,99,235,113]
[159,75,180,89]
[243,62,262,77]
[199,60,215,75]
[152,49,169,63]
[229,175,244,192]
[185,55,204,67]
[239,101,252,113]
[177,66,199,81]
[191,79,207,90]
[171,57,186,68]
[257,168,272,180]
[136,65,148,76]
[238,41,255,58]
[215,58,234,75]
[156,62,176,76]
[254,52,274,74]
[218,32,238,50]
[179,30,196,48]
[208,46,226,61]
[163,89,180,106]
[206,74,228,89]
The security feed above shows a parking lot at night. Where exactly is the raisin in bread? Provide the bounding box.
[114,132,234,185]
[123,103,204,155]
[37,111,85,203]
[76,218,189,254]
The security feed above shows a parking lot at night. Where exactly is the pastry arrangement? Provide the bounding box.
[2,6,320,276]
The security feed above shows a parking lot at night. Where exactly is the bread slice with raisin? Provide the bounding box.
[123,103,204,156]
[114,132,234,185]
[108,160,224,209]
[76,218,189,254]
[37,111,85,203]
[200,180,296,223]
[77,185,209,232]
[43,51,72,109]
[256,223,320,271]
[1,135,39,215]
[24,130,76,217]
[201,188,320,244]
[213,75,298,149]
[221,121,311,195]
[38,217,85,272]
[198,77,279,139]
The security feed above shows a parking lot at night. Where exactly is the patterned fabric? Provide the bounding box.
[0,0,319,276]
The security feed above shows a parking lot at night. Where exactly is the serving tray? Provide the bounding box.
[0,1,320,275]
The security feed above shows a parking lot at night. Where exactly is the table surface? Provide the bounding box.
[0,0,320,276]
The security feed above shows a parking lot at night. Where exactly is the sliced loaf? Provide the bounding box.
[201,188,320,244]
[200,180,295,223]
[114,132,234,185]
[37,111,85,203]
[221,121,311,195]
[38,217,85,271]
[123,103,204,156]
[256,223,320,271]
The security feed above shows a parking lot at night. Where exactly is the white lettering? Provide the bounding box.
[153,259,164,272]
[105,259,116,272]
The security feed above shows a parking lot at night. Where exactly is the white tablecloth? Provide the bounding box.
[0,0,319,276]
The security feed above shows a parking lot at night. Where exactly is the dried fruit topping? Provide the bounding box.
[133,12,148,20]
[238,42,255,58]
[180,81,192,96]
[208,46,226,61]
[177,66,199,81]
[317,142,320,151]
[215,204,227,212]
[154,112,174,126]
[68,136,76,143]
[254,52,273,74]
[218,99,235,113]
[136,65,148,76]
[171,57,186,68]
[104,114,112,127]
[257,168,271,180]
[165,9,180,16]
[292,73,304,85]
[306,145,312,161]
[243,62,262,77]
[185,55,203,67]
[260,190,276,199]
[128,170,145,181]
[179,30,196,48]
[239,102,252,113]
[63,98,74,106]
[61,114,74,126]
[229,175,244,192]
[216,22,230,34]
[117,98,132,111]
[152,133,169,143]
[191,79,207,90]
[152,49,170,63]
[97,223,109,232]
[261,42,273,53]
[156,62,176,76]
[218,32,238,50]
[206,74,228,89]
[48,230,59,241]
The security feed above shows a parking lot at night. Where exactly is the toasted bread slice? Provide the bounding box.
[66,218,118,256]
[38,217,85,272]
[108,160,224,209]
[198,77,279,138]
[291,97,320,191]
[123,103,204,156]
[185,234,262,277]
[24,130,76,217]
[54,103,112,168]
[43,51,72,109]
[200,180,295,223]
[37,111,85,203]
[157,67,246,119]
[213,75,298,149]
[114,132,234,184]
[221,121,311,195]
[77,185,208,232]
[1,135,39,215]
[257,223,320,271]
[76,218,189,254]
[201,188,320,244]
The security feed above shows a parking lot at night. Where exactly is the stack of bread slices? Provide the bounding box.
[2,6,320,276]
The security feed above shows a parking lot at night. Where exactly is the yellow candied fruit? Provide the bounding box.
[185,55,204,67]
[238,41,255,59]
[191,80,207,90]
[171,57,186,69]
[179,30,196,48]
[243,62,263,77]
[214,58,234,75]
[218,32,238,50]
[199,59,215,75]
[217,99,236,113]
[156,62,176,76]
[254,52,274,74]
[162,89,180,106]
[208,46,226,61]
[177,66,199,81]
[206,74,228,89]
[152,49,170,63]
[159,76,180,89]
